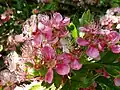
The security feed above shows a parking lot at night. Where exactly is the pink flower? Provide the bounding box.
[41,45,55,60]
[70,59,82,70]
[56,64,70,75]
[107,31,120,44]
[57,53,72,64]
[15,34,26,42]
[53,12,63,24]
[41,0,51,3]
[114,78,120,86]
[62,17,70,25]
[110,45,120,53]
[45,68,53,84]
[86,46,100,59]
[42,26,52,40]
[98,42,105,51]
[33,33,42,46]
[77,37,89,46]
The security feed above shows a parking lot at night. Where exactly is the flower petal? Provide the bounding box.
[71,59,82,70]
[114,78,120,86]
[77,37,89,46]
[45,68,53,84]
[38,22,45,30]
[56,64,70,75]
[41,45,55,60]
[42,26,52,40]
[15,34,25,42]
[53,13,63,23]
[111,45,120,53]
[57,53,72,64]
[86,46,100,59]
[62,17,70,25]
[107,31,120,44]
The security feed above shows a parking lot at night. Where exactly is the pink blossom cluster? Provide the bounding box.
[19,12,82,84]
[77,7,120,60]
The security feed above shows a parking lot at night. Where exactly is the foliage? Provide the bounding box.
[0,0,120,90]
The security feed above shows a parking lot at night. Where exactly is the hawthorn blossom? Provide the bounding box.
[41,45,55,60]
[86,46,100,59]
[56,53,82,75]
[56,64,70,75]
[70,58,82,70]
[77,8,120,59]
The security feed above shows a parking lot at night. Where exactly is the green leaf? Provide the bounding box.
[79,9,93,26]
[25,62,33,67]
[71,13,80,27]
[105,65,120,77]
[38,67,48,76]
[68,23,78,39]
[0,87,3,90]
[53,72,62,88]
[29,82,45,90]
[30,85,41,90]
[41,2,58,12]
[96,76,116,90]
[69,67,100,88]
[98,51,120,64]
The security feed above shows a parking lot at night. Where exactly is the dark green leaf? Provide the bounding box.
[96,76,116,90]
[98,51,120,64]
[53,72,62,88]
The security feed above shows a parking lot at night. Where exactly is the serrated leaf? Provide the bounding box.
[70,67,100,88]
[79,9,93,26]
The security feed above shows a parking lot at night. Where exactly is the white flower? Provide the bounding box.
[116,24,120,29]
[38,22,45,30]
[14,86,24,90]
